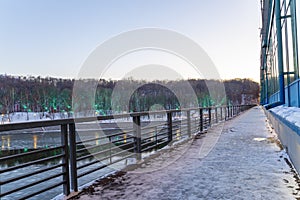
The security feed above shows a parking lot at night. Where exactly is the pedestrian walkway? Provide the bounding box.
[72,107,300,200]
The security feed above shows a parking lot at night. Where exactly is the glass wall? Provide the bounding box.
[260,0,299,106]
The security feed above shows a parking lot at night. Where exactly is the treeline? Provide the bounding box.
[0,74,259,114]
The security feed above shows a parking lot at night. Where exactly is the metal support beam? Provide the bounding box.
[167,112,173,142]
[133,115,141,161]
[69,123,78,192]
[187,110,191,137]
[199,108,203,133]
[275,0,285,105]
[61,124,70,196]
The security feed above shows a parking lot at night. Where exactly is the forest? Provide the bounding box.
[0,74,259,114]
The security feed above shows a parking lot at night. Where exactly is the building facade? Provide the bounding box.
[260,0,299,108]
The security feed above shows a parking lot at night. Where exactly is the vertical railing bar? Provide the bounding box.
[167,112,173,142]
[200,108,203,133]
[133,115,141,161]
[109,136,112,164]
[208,108,212,126]
[69,123,78,192]
[61,124,70,196]
[215,107,218,123]
[155,126,158,148]
[220,106,223,121]
[228,106,230,119]
[187,110,191,137]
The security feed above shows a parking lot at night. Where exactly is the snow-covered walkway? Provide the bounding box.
[73,106,300,200]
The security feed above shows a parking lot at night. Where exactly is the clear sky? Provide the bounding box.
[0,0,261,82]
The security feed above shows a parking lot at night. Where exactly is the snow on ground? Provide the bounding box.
[270,105,300,127]
[71,107,300,200]
[0,112,69,124]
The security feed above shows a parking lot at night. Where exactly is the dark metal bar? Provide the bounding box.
[77,164,108,178]
[0,172,64,197]
[133,115,141,161]
[220,106,223,121]
[77,146,111,160]
[141,122,166,130]
[208,108,212,126]
[76,129,133,145]
[0,145,63,162]
[69,123,78,192]
[20,181,65,200]
[77,153,134,179]
[0,163,63,185]
[187,110,191,137]
[77,159,106,170]
[227,106,230,119]
[200,108,203,132]
[215,107,218,123]
[0,154,64,174]
[76,143,109,154]
[61,124,70,196]
[167,112,173,142]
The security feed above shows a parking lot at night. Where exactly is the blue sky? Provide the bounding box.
[0,0,261,81]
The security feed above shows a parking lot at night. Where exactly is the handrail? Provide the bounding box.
[0,106,231,132]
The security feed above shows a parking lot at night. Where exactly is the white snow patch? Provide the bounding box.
[0,112,70,124]
[253,137,267,141]
[270,105,300,127]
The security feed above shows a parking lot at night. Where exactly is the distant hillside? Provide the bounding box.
[0,74,259,114]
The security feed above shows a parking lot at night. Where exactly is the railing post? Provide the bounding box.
[61,124,70,196]
[167,112,173,142]
[133,115,141,161]
[227,106,230,119]
[187,110,191,137]
[208,107,212,126]
[215,107,218,123]
[109,136,112,164]
[69,123,78,192]
[199,108,203,133]
[155,126,158,146]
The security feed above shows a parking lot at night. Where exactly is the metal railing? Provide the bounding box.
[0,105,255,199]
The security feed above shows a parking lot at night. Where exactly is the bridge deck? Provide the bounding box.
[73,107,300,200]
